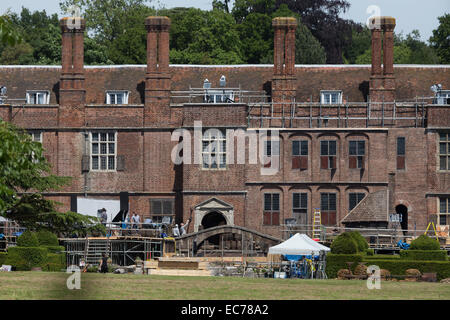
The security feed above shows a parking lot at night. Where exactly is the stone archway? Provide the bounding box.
[193,198,234,233]
[201,211,227,229]
[396,204,408,231]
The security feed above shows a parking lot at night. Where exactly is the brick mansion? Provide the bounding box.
[0,15,449,239]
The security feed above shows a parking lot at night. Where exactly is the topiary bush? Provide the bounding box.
[365,249,374,256]
[347,231,369,252]
[362,259,450,281]
[330,232,358,254]
[36,230,59,246]
[325,253,363,278]
[399,250,447,261]
[410,235,440,250]
[0,252,7,265]
[5,247,47,271]
[42,246,65,254]
[16,231,39,247]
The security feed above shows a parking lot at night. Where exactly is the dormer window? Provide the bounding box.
[26,91,50,104]
[435,90,450,105]
[320,90,342,105]
[106,91,129,105]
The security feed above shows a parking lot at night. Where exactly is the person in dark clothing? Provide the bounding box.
[99,253,109,273]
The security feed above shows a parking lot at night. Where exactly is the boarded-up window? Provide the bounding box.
[349,141,365,169]
[320,193,337,226]
[263,193,280,226]
[397,137,405,170]
[292,140,308,170]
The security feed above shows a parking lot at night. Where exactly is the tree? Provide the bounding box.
[0,120,104,236]
[0,14,21,46]
[234,3,326,64]
[60,0,153,64]
[166,8,244,64]
[429,14,450,64]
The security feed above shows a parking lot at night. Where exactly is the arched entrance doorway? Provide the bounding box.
[201,211,227,229]
[200,211,227,246]
[395,204,408,232]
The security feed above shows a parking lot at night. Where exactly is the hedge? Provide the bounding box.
[43,253,66,272]
[0,252,7,265]
[399,250,448,261]
[42,246,65,254]
[16,231,39,247]
[363,254,400,260]
[5,247,47,271]
[326,254,363,278]
[36,231,59,246]
[410,235,440,250]
[363,259,450,281]
[330,233,359,254]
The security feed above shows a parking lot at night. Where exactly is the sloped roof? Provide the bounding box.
[341,190,389,223]
[0,65,449,105]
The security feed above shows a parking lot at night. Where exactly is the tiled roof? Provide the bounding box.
[0,65,449,105]
[341,190,389,223]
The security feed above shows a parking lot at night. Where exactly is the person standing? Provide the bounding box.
[99,253,108,273]
[173,224,180,237]
[180,218,191,236]
[135,213,141,229]
[131,213,137,229]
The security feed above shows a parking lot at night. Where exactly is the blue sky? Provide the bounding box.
[1,0,449,42]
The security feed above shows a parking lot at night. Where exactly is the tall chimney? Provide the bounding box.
[369,16,396,104]
[271,17,297,127]
[59,17,86,127]
[144,16,172,126]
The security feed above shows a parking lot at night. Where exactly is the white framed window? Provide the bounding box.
[106,91,129,105]
[90,132,117,171]
[204,90,234,103]
[202,129,226,169]
[320,90,342,105]
[26,91,50,104]
[435,90,450,105]
[29,131,42,143]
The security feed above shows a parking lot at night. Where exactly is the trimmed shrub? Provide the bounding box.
[337,269,351,279]
[365,249,374,256]
[399,250,447,261]
[348,231,369,252]
[363,254,400,260]
[353,263,368,276]
[330,233,358,254]
[16,231,39,247]
[43,253,66,272]
[363,259,450,281]
[36,230,59,246]
[0,252,7,265]
[326,253,363,278]
[42,246,65,254]
[5,247,47,271]
[410,235,440,250]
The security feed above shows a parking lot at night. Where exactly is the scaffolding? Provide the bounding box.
[247,98,431,128]
[62,236,175,267]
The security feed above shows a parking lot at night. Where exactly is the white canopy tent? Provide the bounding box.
[268,233,330,256]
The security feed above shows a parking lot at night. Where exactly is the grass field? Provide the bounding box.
[0,272,448,300]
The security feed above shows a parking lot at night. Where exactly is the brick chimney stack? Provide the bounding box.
[144,16,172,126]
[272,17,297,127]
[369,16,396,103]
[59,17,86,127]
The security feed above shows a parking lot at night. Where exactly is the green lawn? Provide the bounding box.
[0,272,448,300]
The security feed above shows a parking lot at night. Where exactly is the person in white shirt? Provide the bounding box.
[180,218,191,236]
[173,224,180,237]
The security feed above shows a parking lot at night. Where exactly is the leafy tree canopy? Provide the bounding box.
[0,120,105,236]
[429,14,450,64]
